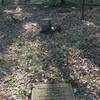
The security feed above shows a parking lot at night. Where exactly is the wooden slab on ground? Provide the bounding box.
[31,83,75,100]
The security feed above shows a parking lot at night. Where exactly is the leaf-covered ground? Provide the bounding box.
[0,4,100,100]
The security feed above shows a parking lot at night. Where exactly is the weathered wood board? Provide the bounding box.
[32,83,75,100]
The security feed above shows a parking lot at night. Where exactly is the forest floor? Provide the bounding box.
[0,3,100,100]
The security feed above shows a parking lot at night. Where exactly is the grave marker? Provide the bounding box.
[32,83,75,100]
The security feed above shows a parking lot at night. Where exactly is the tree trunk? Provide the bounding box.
[89,0,93,10]
[81,0,85,20]
[61,0,65,5]
[1,0,4,5]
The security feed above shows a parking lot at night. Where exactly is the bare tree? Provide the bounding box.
[1,0,4,5]
[61,0,65,5]
[81,0,85,20]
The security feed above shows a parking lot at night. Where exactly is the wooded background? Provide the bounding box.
[1,0,100,5]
